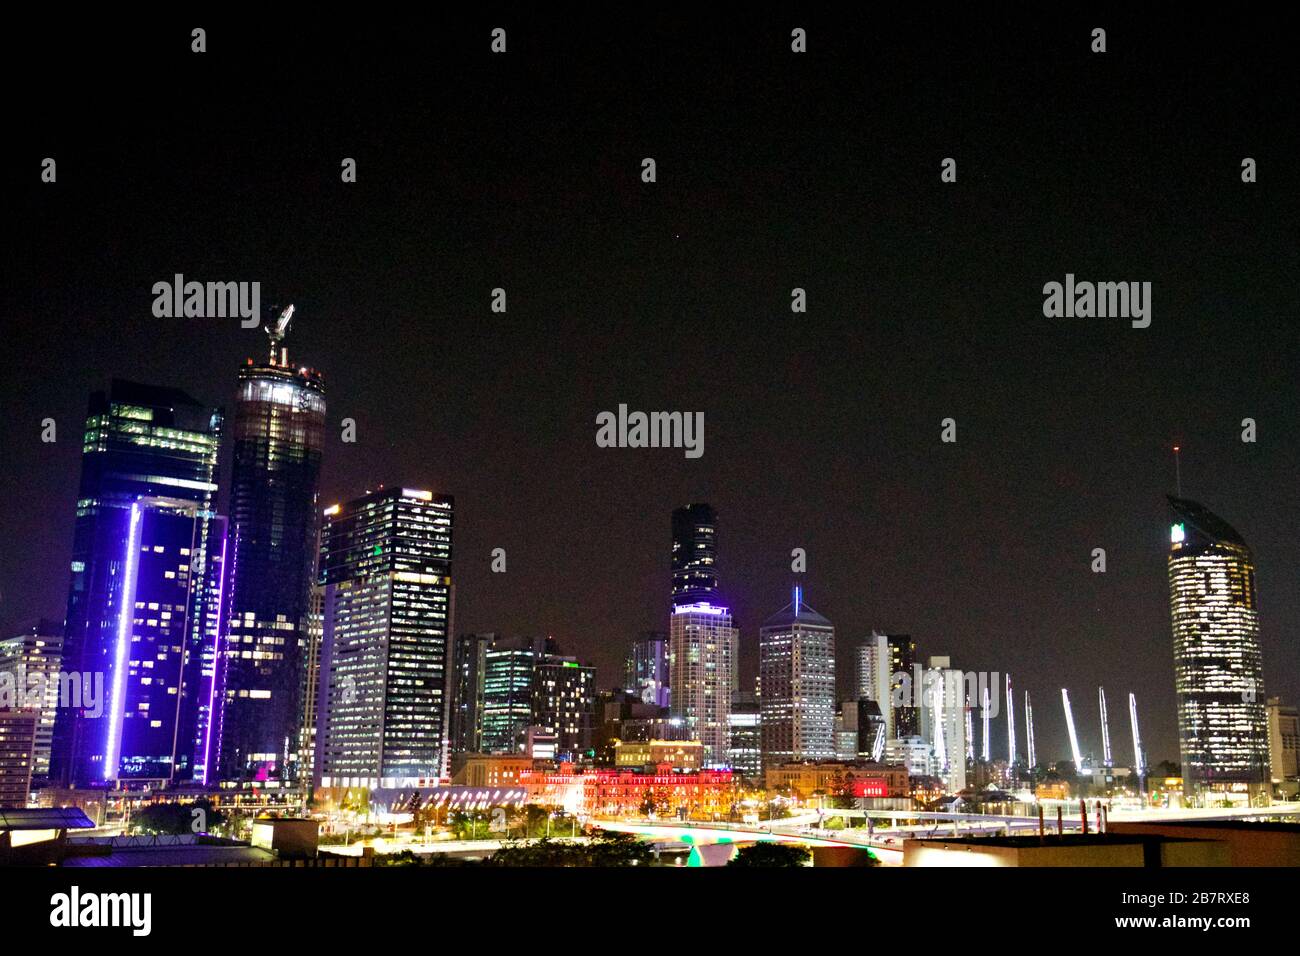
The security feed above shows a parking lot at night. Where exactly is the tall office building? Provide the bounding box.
[297,581,325,792]
[217,331,326,784]
[450,632,496,756]
[0,620,64,781]
[1167,496,1270,802]
[317,487,454,788]
[0,710,38,806]
[668,503,735,767]
[475,636,594,757]
[669,603,738,767]
[858,632,918,739]
[920,655,967,794]
[626,631,670,708]
[481,636,557,754]
[728,690,762,779]
[758,586,836,767]
[533,658,597,755]
[105,500,227,784]
[51,380,224,788]
[671,503,719,606]
[841,698,887,762]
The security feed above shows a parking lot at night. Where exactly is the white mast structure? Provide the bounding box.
[1024,690,1037,768]
[965,697,975,763]
[1099,686,1113,767]
[1006,674,1017,765]
[1062,688,1084,772]
[1129,692,1145,777]
[981,685,992,762]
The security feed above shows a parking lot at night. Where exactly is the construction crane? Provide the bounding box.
[266,303,295,364]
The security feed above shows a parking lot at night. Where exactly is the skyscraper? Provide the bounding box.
[669,603,738,767]
[450,632,496,756]
[1167,496,1270,803]
[625,630,669,708]
[51,380,224,788]
[316,487,454,788]
[759,586,836,767]
[856,632,917,740]
[532,658,596,756]
[0,710,38,807]
[0,620,64,781]
[728,689,762,779]
[671,503,719,606]
[217,331,325,784]
[920,655,967,794]
[481,635,558,754]
[668,503,735,767]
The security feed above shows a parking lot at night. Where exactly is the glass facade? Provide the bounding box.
[668,603,738,767]
[0,621,64,780]
[758,589,836,767]
[671,503,719,607]
[1167,496,1270,801]
[449,632,495,756]
[52,380,223,787]
[481,636,557,754]
[533,659,596,756]
[625,630,669,708]
[217,361,325,783]
[318,487,454,787]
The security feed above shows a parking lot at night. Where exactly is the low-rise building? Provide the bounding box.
[613,739,703,772]
[903,834,1229,867]
[520,768,735,818]
[765,761,909,800]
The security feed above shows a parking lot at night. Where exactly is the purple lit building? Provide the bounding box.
[51,381,225,787]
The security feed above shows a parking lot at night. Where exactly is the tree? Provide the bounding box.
[487,830,655,867]
[131,799,226,836]
[727,842,812,867]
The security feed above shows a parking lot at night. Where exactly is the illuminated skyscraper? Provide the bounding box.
[671,503,719,606]
[450,632,496,756]
[759,587,836,767]
[669,603,738,767]
[216,333,325,784]
[625,630,669,708]
[668,503,736,767]
[533,658,596,756]
[920,655,967,794]
[1167,496,1270,802]
[51,381,224,788]
[481,635,557,754]
[857,631,917,739]
[0,621,64,781]
[317,487,454,787]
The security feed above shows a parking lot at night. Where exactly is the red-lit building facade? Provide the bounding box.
[521,766,735,818]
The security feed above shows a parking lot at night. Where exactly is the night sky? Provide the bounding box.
[3,9,1297,769]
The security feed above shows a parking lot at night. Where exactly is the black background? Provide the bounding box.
[2,5,1297,770]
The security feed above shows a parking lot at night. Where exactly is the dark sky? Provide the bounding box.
[3,9,1297,769]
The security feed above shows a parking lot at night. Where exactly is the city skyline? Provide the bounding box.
[5,12,1299,778]
[6,371,1289,775]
